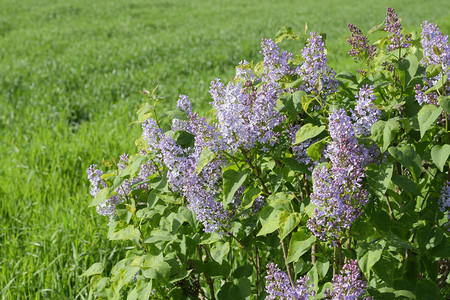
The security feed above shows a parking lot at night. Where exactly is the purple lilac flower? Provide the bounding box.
[209,66,284,152]
[235,60,256,82]
[415,21,450,105]
[87,155,155,221]
[174,95,224,155]
[177,94,192,114]
[325,260,372,300]
[261,39,294,84]
[351,85,380,136]
[87,164,105,197]
[265,263,315,300]
[384,7,412,52]
[296,32,338,95]
[346,23,376,61]
[307,109,370,242]
[251,195,265,214]
[414,84,438,105]
[420,21,450,68]
[439,182,450,213]
[439,182,449,229]
[118,153,129,170]
[142,100,231,233]
[86,165,121,218]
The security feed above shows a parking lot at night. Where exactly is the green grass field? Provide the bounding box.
[1,0,449,298]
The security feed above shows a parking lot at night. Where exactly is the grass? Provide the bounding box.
[1,0,449,298]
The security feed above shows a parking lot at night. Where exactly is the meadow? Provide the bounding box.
[1,0,449,298]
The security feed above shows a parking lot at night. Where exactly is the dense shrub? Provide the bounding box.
[84,7,449,299]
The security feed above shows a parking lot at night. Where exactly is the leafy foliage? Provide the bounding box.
[85,8,449,299]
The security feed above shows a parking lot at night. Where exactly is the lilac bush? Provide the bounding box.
[84,10,449,299]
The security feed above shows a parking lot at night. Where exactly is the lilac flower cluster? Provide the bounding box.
[87,164,105,198]
[296,33,338,95]
[439,182,450,213]
[384,7,412,52]
[346,23,376,62]
[307,109,370,242]
[86,165,122,218]
[415,21,450,105]
[351,85,380,136]
[87,149,164,220]
[142,101,230,233]
[439,182,449,230]
[261,39,294,84]
[325,260,372,299]
[209,61,284,153]
[265,263,315,300]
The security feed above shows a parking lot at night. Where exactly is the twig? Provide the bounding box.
[279,230,294,286]
[384,194,397,221]
[241,149,270,195]
[311,244,317,265]
[197,246,215,300]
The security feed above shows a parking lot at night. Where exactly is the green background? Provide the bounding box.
[1,0,449,297]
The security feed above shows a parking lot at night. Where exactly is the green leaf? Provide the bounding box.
[257,209,282,236]
[315,257,329,279]
[233,265,253,278]
[391,173,421,196]
[425,64,442,79]
[388,145,422,182]
[217,283,244,300]
[196,147,216,174]
[142,257,170,280]
[371,119,400,152]
[373,252,398,286]
[81,263,104,277]
[203,261,231,278]
[237,278,251,297]
[367,20,385,35]
[223,169,248,207]
[425,75,448,94]
[357,240,385,278]
[275,25,300,43]
[306,264,319,291]
[287,230,316,263]
[431,144,450,172]
[90,187,109,207]
[384,232,414,250]
[169,268,192,284]
[162,109,188,121]
[108,222,140,241]
[119,155,148,178]
[416,227,444,253]
[294,124,325,144]
[418,104,443,138]
[241,188,262,209]
[173,130,195,148]
[415,279,440,300]
[279,91,304,118]
[267,192,294,207]
[301,95,315,113]
[438,95,450,113]
[366,162,393,200]
[282,157,310,173]
[210,242,230,265]
[279,212,302,240]
[144,229,174,244]
[128,280,154,300]
[307,139,327,161]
